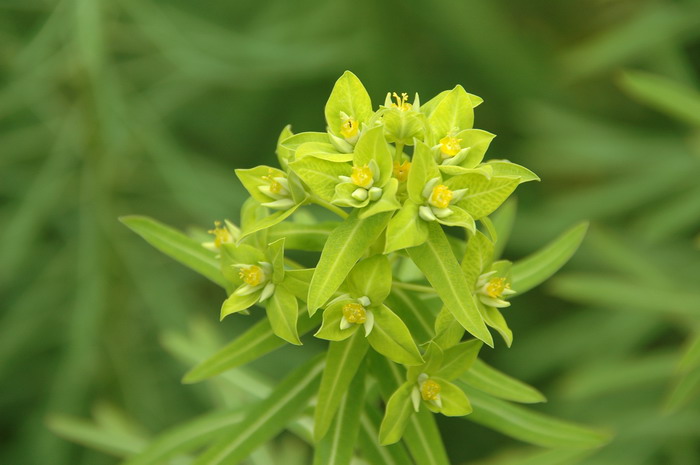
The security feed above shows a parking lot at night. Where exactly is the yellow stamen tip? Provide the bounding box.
[421,379,441,401]
[429,184,453,209]
[342,303,367,324]
[439,136,462,157]
[391,92,412,111]
[207,221,233,248]
[486,277,510,299]
[393,160,411,182]
[239,265,264,287]
[351,165,374,188]
[340,117,359,139]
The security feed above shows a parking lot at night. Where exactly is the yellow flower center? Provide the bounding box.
[340,117,359,139]
[342,303,367,324]
[429,184,453,209]
[208,221,232,248]
[351,165,374,188]
[439,136,462,157]
[239,265,264,287]
[421,379,441,401]
[393,160,411,182]
[391,92,412,111]
[486,277,510,298]
[262,169,285,195]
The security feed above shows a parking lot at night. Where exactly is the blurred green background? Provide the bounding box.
[2,0,700,464]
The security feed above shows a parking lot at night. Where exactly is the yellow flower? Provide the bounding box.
[393,160,411,182]
[342,302,367,324]
[340,117,359,139]
[239,265,264,287]
[429,184,453,209]
[420,379,441,401]
[486,277,510,299]
[391,92,412,111]
[439,136,462,157]
[351,165,374,188]
[207,221,233,248]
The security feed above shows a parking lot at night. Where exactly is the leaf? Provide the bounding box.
[289,156,351,202]
[235,166,286,203]
[427,85,474,140]
[437,340,482,380]
[367,305,424,366]
[346,255,392,305]
[460,359,546,404]
[378,381,414,445]
[458,384,610,449]
[266,285,300,345]
[313,365,365,465]
[193,355,324,465]
[46,414,145,458]
[358,404,412,465]
[480,304,513,347]
[307,211,392,314]
[267,221,338,251]
[461,230,494,287]
[407,141,440,204]
[119,216,226,289]
[491,198,517,260]
[267,238,285,284]
[448,174,519,220]
[433,378,472,416]
[617,69,700,126]
[240,204,300,240]
[324,71,373,137]
[384,200,428,253]
[296,141,353,162]
[386,288,435,344]
[510,222,589,294]
[183,311,321,383]
[407,223,493,347]
[314,331,369,441]
[486,160,540,183]
[220,292,260,319]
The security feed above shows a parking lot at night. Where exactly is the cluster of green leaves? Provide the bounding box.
[113,72,607,464]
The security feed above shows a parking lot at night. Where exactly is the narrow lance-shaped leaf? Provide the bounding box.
[119,216,227,289]
[308,211,392,314]
[460,359,546,404]
[314,331,369,441]
[511,221,589,294]
[407,222,493,347]
[193,355,324,465]
[358,404,413,465]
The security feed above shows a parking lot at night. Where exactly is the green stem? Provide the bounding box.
[310,196,349,219]
[394,142,404,164]
[391,281,437,294]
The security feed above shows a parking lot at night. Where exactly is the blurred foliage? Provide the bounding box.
[1,0,699,464]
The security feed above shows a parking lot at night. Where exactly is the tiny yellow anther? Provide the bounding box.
[239,265,264,287]
[208,221,233,248]
[486,277,510,299]
[351,165,374,188]
[393,161,411,182]
[429,184,453,209]
[391,92,412,111]
[421,379,441,401]
[262,169,284,195]
[342,302,367,324]
[439,136,462,157]
[340,117,359,139]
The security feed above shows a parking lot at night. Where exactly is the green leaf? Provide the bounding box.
[275,124,294,170]
[119,216,226,289]
[407,141,440,203]
[384,200,428,253]
[386,288,435,344]
[511,221,589,294]
[314,331,369,441]
[235,166,286,203]
[407,223,493,347]
[296,141,353,162]
[182,311,321,383]
[359,178,401,219]
[289,156,351,202]
[480,304,513,347]
[220,291,260,319]
[433,378,472,416]
[461,359,546,404]
[461,231,494,287]
[437,340,482,380]
[266,285,300,345]
[281,269,315,301]
[240,204,300,240]
[433,308,464,349]
[448,174,519,220]
[267,221,338,251]
[617,69,700,126]
[308,211,392,314]
[267,238,285,284]
[347,255,392,305]
[367,305,424,366]
[46,414,144,458]
[453,129,496,168]
[427,85,474,141]
[459,384,610,449]
[313,365,365,465]
[193,355,324,465]
[487,160,540,183]
[325,71,373,137]
[281,131,330,153]
[378,381,414,445]
[353,126,392,185]
[358,404,412,465]
[314,300,359,341]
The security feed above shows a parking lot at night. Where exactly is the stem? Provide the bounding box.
[392,281,437,294]
[310,196,349,219]
[394,142,404,163]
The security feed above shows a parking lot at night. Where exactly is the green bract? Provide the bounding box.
[122,72,598,456]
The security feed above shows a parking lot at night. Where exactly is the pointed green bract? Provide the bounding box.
[289,156,352,202]
[487,160,540,183]
[447,173,519,220]
[378,381,414,445]
[347,255,392,305]
[427,85,474,141]
[266,285,300,345]
[437,340,482,380]
[367,305,424,366]
[308,211,392,314]
[325,71,373,138]
[461,359,546,404]
[433,378,472,416]
[384,200,427,253]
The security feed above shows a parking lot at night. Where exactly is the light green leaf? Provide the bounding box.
[220,291,260,319]
[182,311,321,383]
[459,384,610,449]
[433,309,464,349]
[240,203,301,240]
[353,125,392,185]
[267,238,285,284]
[436,205,475,232]
[266,285,300,345]
[281,131,330,153]
[289,156,351,202]
[313,365,365,465]
[378,381,414,445]
[487,160,540,182]
[386,288,435,344]
[437,340,482,380]
[325,71,373,137]
[347,255,392,305]
[281,269,315,301]
[454,129,496,168]
[407,141,440,203]
[407,223,493,347]
[119,216,226,289]
[267,221,338,251]
[235,166,286,203]
[296,141,353,162]
[367,305,424,366]
[193,355,324,465]
[384,200,427,253]
[433,378,472,416]
[448,174,519,220]
[275,124,294,170]
[314,331,369,441]
[314,300,359,341]
[481,304,513,347]
[358,404,412,465]
[308,211,392,314]
[427,85,474,141]
[46,414,145,459]
[461,231,494,287]
[461,359,546,404]
[359,178,401,219]
[511,221,589,294]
